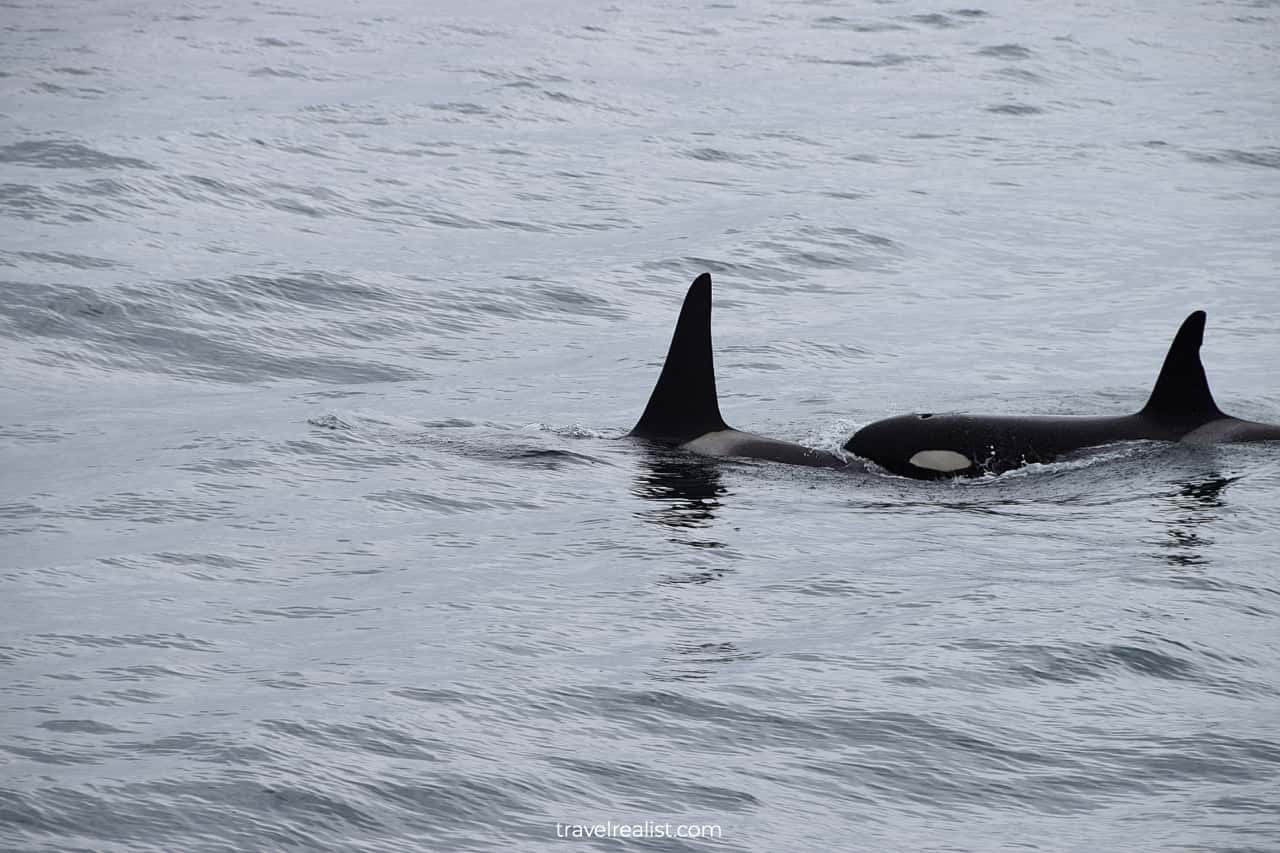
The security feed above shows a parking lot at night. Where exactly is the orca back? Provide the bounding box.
[629,273,730,443]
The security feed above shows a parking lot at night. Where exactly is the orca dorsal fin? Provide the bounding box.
[1139,310,1224,421]
[629,273,730,442]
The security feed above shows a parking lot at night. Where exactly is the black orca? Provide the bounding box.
[846,311,1280,479]
[629,273,846,468]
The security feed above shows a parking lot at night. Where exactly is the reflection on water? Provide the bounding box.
[632,450,727,530]
[632,449,734,581]
[1150,474,1236,567]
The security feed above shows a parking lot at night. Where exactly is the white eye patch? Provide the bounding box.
[909,449,972,472]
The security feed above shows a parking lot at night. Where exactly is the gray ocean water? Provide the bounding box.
[3,0,1280,850]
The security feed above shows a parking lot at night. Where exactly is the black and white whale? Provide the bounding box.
[628,273,846,468]
[846,310,1280,479]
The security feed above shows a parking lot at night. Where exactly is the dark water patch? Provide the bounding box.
[34,633,218,653]
[994,66,1047,83]
[391,686,474,704]
[151,550,271,573]
[0,183,110,223]
[554,218,629,232]
[746,224,900,277]
[244,604,369,621]
[548,755,760,811]
[99,663,208,682]
[52,177,157,221]
[736,339,872,365]
[35,82,107,98]
[542,685,1072,806]
[810,52,921,68]
[987,103,1044,115]
[298,101,394,126]
[359,774,543,836]
[443,23,510,39]
[247,65,306,78]
[116,731,278,765]
[488,217,550,232]
[0,139,151,170]
[407,428,606,471]
[541,89,588,105]
[968,640,1202,684]
[60,492,238,523]
[682,147,752,163]
[502,448,604,468]
[276,142,338,159]
[428,440,607,469]
[1,250,122,269]
[812,16,907,32]
[2,779,377,849]
[0,423,69,443]
[639,256,793,284]
[751,130,823,147]
[77,687,169,706]
[421,278,625,331]
[1,740,101,767]
[365,197,485,230]
[908,13,958,28]
[366,489,542,514]
[365,140,467,158]
[660,24,721,36]
[37,718,128,734]
[1,275,439,383]
[1107,733,1280,785]
[0,500,46,519]
[168,172,267,206]
[265,436,429,473]
[1188,147,1280,169]
[977,43,1032,59]
[460,66,569,85]
[266,195,323,217]
[262,719,448,761]
[430,101,490,116]
[175,455,277,476]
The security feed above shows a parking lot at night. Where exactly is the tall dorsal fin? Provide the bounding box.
[1140,310,1224,421]
[629,273,730,442]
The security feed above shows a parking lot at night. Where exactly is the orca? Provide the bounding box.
[845,311,1280,479]
[628,273,846,468]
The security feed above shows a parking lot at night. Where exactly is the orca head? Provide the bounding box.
[628,273,730,445]
[844,412,978,478]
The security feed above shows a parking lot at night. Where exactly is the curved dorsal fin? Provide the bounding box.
[1140,310,1224,421]
[629,273,730,442]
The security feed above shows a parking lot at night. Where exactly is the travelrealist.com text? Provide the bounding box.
[555,821,723,840]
